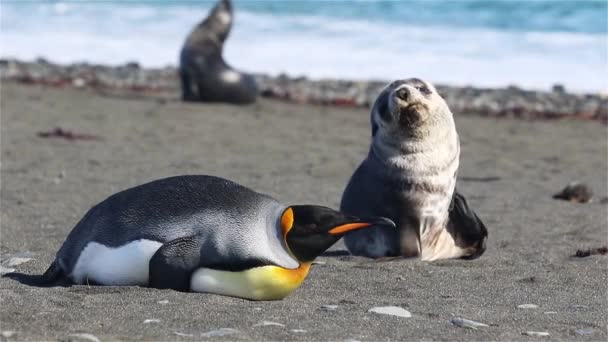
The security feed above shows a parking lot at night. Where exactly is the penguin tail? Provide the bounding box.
[3,260,70,287]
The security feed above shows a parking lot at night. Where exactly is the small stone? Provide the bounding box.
[368,306,411,318]
[543,311,557,314]
[552,84,566,94]
[0,266,15,274]
[254,321,284,327]
[312,260,326,265]
[66,333,101,342]
[517,304,539,309]
[321,305,338,311]
[397,275,406,281]
[173,332,194,337]
[1,331,16,338]
[5,257,33,267]
[200,328,238,337]
[450,317,489,330]
[73,78,86,88]
[523,331,550,337]
[574,328,594,336]
[570,304,589,309]
[291,329,307,333]
[157,300,169,304]
[553,182,593,203]
[143,319,160,324]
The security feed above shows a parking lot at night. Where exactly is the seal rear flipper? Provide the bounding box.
[448,191,488,259]
[149,236,204,292]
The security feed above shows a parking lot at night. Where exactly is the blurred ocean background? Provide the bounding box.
[1,0,607,92]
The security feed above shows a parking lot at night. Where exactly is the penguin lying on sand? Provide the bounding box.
[38,175,395,300]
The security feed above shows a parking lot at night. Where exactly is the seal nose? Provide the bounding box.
[395,87,410,101]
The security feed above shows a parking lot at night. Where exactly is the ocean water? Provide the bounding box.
[1,0,607,92]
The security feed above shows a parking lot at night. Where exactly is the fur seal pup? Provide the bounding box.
[340,78,487,261]
[37,175,394,300]
[179,0,257,104]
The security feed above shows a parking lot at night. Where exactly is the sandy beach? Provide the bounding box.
[1,81,607,341]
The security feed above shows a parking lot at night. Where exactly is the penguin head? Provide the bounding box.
[280,206,396,262]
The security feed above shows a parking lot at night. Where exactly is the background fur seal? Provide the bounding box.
[340,78,487,260]
[179,0,257,104]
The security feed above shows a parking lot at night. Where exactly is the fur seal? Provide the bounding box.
[340,78,487,261]
[179,0,257,104]
[37,175,395,300]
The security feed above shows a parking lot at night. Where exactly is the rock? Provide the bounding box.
[311,260,326,265]
[157,300,169,304]
[143,319,160,324]
[552,84,566,94]
[523,331,550,337]
[0,266,15,274]
[573,328,594,336]
[66,333,101,342]
[173,332,194,337]
[517,304,539,309]
[543,311,557,314]
[450,317,489,330]
[553,182,593,203]
[291,329,307,333]
[4,257,33,267]
[321,305,338,311]
[368,306,411,318]
[254,321,284,327]
[1,331,16,338]
[200,328,238,337]
[570,304,589,309]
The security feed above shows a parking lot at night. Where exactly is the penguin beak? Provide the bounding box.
[328,217,395,235]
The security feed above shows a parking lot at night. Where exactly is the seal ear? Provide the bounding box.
[371,89,391,136]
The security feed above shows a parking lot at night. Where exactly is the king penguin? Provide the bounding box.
[39,175,395,300]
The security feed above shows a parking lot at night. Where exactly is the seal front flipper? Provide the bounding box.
[447,191,488,259]
[149,236,204,292]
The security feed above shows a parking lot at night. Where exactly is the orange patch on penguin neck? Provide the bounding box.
[281,207,294,236]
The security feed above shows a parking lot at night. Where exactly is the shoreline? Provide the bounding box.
[1,58,606,123]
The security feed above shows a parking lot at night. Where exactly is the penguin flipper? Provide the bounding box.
[149,236,203,292]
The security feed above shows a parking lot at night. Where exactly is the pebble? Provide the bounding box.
[66,333,101,342]
[173,332,194,337]
[1,331,16,338]
[291,329,307,333]
[574,328,594,336]
[200,328,238,337]
[450,317,489,330]
[143,319,160,324]
[523,331,550,337]
[517,304,539,309]
[254,321,285,327]
[157,300,169,304]
[0,266,15,274]
[321,305,338,311]
[312,260,326,265]
[368,306,412,318]
[543,311,557,315]
[553,182,593,203]
[4,257,33,267]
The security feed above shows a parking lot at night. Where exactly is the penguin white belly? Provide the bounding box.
[70,239,162,286]
[190,262,311,301]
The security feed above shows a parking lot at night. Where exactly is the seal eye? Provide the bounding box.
[415,85,431,95]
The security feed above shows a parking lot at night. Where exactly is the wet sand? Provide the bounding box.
[1,83,606,341]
